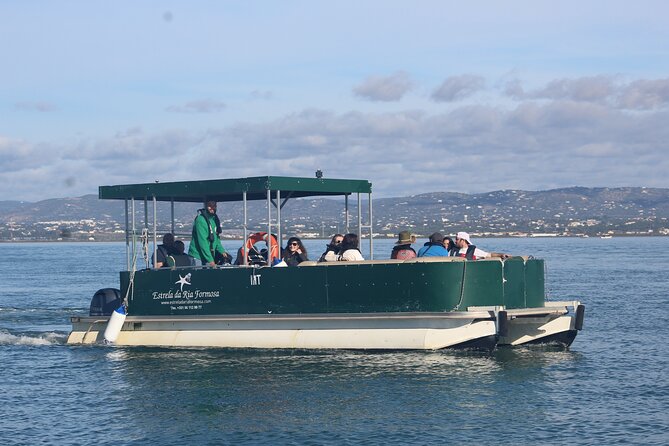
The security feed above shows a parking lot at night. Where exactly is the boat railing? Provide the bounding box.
[139,255,535,272]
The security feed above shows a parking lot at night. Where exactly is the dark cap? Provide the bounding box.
[429,232,444,244]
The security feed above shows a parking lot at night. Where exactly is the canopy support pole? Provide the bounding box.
[152,195,157,268]
[125,199,130,270]
[243,191,248,266]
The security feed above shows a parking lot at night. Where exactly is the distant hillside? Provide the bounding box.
[2,187,669,239]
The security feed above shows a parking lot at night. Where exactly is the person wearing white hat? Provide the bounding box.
[454,232,509,260]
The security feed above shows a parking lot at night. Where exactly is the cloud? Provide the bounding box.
[353,71,412,102]
[617,78,669,110]
[505,76,669,110]
[503,79,525,100]
[250,90,273,100]
[165,100,226,113]
[3,76,669,201]
[431,75,485,102]
[516,76,615,103]
[14,102,58,112]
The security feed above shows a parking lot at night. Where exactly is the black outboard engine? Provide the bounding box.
[89,288,122,316]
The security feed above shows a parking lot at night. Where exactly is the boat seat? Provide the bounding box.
[278,256,528,267]
[403,257,465,263]
[300,258,465,267]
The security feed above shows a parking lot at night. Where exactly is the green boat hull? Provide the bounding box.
[121,257,545,316]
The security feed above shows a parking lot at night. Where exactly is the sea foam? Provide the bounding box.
[0,330,65,346]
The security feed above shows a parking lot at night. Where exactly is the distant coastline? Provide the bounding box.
[3,186,669,241]
[1,233,663,243]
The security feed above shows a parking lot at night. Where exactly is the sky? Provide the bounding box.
[1,0,669,202]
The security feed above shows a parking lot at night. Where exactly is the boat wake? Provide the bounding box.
[0,329,67,346]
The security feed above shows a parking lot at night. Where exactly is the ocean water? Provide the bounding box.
[1,237,667,445]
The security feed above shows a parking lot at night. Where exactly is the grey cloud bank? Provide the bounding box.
[2,75,668,202]
[506,76,669,110]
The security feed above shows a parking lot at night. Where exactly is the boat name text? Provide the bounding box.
[152,289,220,300]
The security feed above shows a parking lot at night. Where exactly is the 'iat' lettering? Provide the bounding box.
[250,274,261,286]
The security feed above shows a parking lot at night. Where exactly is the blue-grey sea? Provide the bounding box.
[1,237,667,445]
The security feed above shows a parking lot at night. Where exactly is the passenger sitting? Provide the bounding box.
[235,243,268,266]
[390,230,417,260]
[454,231,509,260]
[168,240,195,267]
[319,234,344,262]
[443,236,458,256]
[154,233,177,268]
[337,233,364,261]
[282,237,309,266]
[214,249,233,265]
[417,232,450,257]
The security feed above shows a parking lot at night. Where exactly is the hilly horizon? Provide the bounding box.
[2,185,669,241]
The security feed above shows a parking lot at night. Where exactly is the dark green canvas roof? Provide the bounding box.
[99,176,372,203]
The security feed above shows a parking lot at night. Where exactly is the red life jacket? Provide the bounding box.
[391,245,417,260]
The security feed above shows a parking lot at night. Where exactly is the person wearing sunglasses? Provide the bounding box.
[282,237,309,266]
[318,233,344,262]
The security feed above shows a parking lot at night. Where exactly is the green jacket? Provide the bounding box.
[188,210,225,263]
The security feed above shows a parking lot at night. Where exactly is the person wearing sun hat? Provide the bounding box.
[454,231,509,260]
[391,230,417,259]
[417,231,450,257]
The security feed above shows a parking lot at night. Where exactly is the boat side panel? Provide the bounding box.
[124,267,330,315]
[123,262,468,316]
[525,259,545,308]
[324,262,464,312]
[121,259,547,316]
[503,258,526,309]
[459,261,504,308]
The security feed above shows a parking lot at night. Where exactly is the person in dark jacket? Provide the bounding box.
[319,234,344,262]
[443,236,458,256]
[282,236,309,266]
[153,233,177,268]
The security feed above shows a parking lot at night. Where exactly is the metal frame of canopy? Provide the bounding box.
[98,176,374,269]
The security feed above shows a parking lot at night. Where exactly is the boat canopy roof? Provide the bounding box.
[99,176,373,203]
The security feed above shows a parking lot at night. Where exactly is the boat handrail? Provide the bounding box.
[134,255,537,272]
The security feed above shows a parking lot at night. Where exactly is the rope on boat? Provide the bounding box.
[452,261,467,311]
[121,227,148,308]
[141,227,149,268]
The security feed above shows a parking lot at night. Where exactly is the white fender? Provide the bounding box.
[103,305,126,343]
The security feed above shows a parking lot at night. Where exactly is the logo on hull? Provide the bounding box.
[175,273,192,292]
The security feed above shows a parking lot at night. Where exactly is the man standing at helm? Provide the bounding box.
[189,200,229,266]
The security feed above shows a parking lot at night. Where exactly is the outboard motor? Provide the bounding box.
[89,288,122,316]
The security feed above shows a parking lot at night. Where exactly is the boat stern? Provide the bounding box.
[496,300,585,347]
